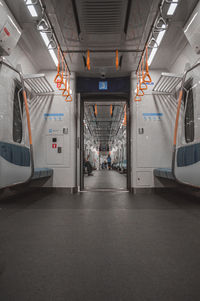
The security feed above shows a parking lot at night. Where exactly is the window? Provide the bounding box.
[183,78,194,143]
[13,83,24,143]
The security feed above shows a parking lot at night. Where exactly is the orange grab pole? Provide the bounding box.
[23,90,32,146]
[134,72,142,101]
[116,50,119,70]
[110,105,113,116]
[65,70,72,102]
[54,46,62,83]
[95,104,97,116]
[87,50,90,70]
[59,55,65,91]
[138,66,144,96]
[173,89,183,146]
[62,65,68,97]
[140,55,148,90]
[143,46,152,83]
[123,105,127,125]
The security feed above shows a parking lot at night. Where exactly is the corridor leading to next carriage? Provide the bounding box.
[82,99,129,191]
[84,170,127,191]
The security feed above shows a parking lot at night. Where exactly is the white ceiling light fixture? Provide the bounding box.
[148,24,167,66]
[24,0,38,17]
[39,28,58,66]
[167,0,179,16]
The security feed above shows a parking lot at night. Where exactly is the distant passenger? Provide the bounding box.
[85,155,93,176]
[107,154,111,170]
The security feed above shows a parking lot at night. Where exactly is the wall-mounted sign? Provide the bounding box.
[99,81,108,90]
[44,113,64,121]
[143,113,163,121]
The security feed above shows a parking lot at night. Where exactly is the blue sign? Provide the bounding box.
[44,113,64,117]
[146,82,154,85]
[99,81,108,90]
[44,113,64,121]
[143,113,163,121]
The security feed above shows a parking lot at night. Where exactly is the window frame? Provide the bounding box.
[183,78,194,144]
[13,80,24,144]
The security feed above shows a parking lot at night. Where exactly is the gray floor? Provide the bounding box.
[1,189,200,300]
[84,170,127,190]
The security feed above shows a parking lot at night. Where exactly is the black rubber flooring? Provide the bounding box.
[1,189,200,300]
[84,170,127,190]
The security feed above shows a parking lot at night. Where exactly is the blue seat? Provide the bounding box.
[153,168,175,180]
[32,168,53,180]
[177,143,200,167]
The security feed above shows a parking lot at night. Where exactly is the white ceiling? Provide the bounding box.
[4,0,199,76]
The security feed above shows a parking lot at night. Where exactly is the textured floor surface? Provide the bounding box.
[84,170,127,190]
[1,188,200,300]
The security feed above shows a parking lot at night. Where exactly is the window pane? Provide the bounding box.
[183,78,194,143]
[13,84,23,143]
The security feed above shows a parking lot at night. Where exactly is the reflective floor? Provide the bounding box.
[84,170,127,190]
[1,189,200,300]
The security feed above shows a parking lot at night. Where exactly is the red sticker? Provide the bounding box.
[57,80,62,89]
[4,27,10,36]
[52,144,57,149]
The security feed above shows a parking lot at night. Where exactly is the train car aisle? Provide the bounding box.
[84,170,127,190]
[1,189,200,300]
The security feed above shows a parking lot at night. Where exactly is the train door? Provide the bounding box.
[79,95,131,191]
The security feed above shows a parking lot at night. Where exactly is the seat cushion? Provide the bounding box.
[32,168,53,180]
[0,141,30,166]
[154,168,175,180]
[177,143,200,167]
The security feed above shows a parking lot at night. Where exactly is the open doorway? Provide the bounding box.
[80,95,131,191]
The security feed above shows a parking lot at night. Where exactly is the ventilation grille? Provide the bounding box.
[79,0,125,34]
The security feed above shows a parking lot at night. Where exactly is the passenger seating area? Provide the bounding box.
[154,144,200,181]
[0,141,53,181]
[112,160,127,173]
[153,168,174,180]
[32,168,53,180]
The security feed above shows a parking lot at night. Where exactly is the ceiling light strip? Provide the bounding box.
[24,0,70,71]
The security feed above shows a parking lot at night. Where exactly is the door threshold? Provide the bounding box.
[81,188,130,192]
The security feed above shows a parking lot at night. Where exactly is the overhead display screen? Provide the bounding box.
[99,81,108,90]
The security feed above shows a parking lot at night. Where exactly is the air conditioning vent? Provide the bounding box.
[77,0,127,35]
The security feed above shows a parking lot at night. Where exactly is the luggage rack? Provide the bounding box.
[153,72,183,95]
[23,74,54,95]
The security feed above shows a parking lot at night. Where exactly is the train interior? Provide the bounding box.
[1,0,200,300]
[83,100,128,191]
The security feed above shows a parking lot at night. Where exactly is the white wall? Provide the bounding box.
[130,70,178,189]
[170,42,200,74]
[30,71,77,188]
[4,42,38,74]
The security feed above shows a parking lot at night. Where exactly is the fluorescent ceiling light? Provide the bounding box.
[24,0,38,17]
[184,12,198,33]
[167,1,178,16]
[40,31,58,66]
[148,48,158,66]
[148,25,167,66]
[49,49,58,66]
